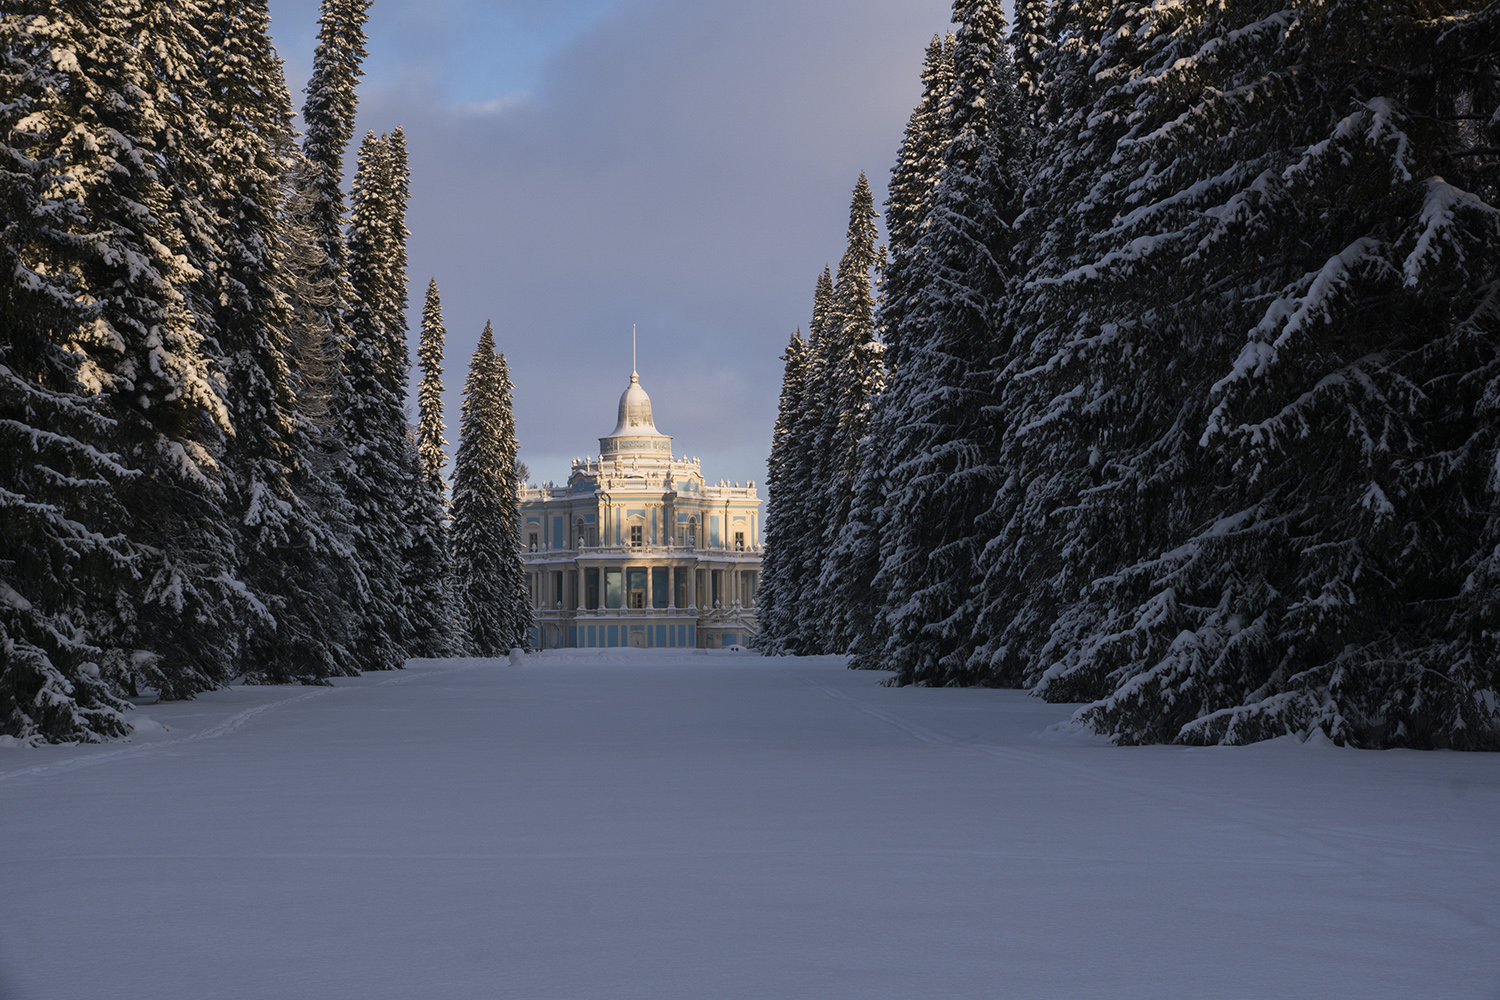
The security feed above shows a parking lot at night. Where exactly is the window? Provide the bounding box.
[630,525,643,548]
[652,568,669,608]
[605,568,622,609]
[627,567,647,609]
[528,532,538,552]
[734,531,744,551]
[585,568,599,609]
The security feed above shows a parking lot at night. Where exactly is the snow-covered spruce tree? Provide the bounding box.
[276,162,366,676]
[756,329,810,654]
[881,33,954,370]
[978,0,1500,748]
[838,33,956,667]
[301,0,369,277]
[404,280,458,658]
[868,0,1026,685]
[788,266,837,651]
[451,323,530,655]
[198,0,359,683]
[28,1,250,700]
[492,350,533,650]
[1011,0,1049,125]
[0,11,134,742]
[810,175,885,655]
[418,279,450,492]
[341,131,414,669]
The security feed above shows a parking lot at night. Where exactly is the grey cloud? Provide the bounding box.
[280,0,956,483]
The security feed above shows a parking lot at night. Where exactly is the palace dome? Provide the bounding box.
[609,371,660,437]
[600,370,672,460]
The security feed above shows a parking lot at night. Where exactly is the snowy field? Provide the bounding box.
[2,652,1498,1000]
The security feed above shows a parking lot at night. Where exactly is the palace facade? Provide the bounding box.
[520,368,761,650]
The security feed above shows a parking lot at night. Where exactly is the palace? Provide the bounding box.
[520,367,761,651]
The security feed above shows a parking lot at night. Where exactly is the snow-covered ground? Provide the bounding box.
[2,651,1497,1000]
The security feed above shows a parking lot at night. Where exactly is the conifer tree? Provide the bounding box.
[867,0,1025,683]
[340,131,414,669]
[789,267,836,650]
[301,0,370,273]
[26,0,251,700]
[418,279,450,492]
[452,323,530,655]
[199,0,358,683]
[1011,0,1049,125]
[757,330,810,654]
[972,0,1500,748]
[0,9,133,741]
[405,278,458,657]
[810,175,885,653]
[882,33,954,369]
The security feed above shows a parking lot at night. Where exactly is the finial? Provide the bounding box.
[632,323,637,378]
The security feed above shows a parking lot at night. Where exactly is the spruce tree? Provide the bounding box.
[0,10,133,741]
[340,131,414,669]
[972,0,1500,748]
[301,0,370,274]
[789,267,836,650]
[405,278,458,658]
[29,0,249,700]
[757,330,810,654]
[810,175,885,654]
[882,33,954,370]
[868,0,1024,684]
[418,279,450,492]
[199,0,358,683]
[452,323,530,655]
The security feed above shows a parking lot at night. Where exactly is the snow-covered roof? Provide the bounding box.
[607,370,662,438]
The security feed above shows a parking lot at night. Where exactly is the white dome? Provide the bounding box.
[600,370,673,460]
[609,371,660,437]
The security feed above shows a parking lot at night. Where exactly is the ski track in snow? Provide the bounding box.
[0,660,479,785]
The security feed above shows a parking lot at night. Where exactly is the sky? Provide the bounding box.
[266,0,956,486]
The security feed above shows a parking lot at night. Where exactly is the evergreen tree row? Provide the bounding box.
[1,0,529,744]
[762,0,1500,750]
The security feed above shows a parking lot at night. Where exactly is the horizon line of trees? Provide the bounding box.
[760,0,1500,751]
[1,0,531,745]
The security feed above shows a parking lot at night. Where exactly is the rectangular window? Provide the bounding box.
[553,573,563,607]
[741,571,756,602]
[605,568,622,609]
[587,624,596,648]
[656,624,667,648]
[675,568,688,609]
[528,532,538,552]
[734,531,744,551]
[630,525,643,548]
[627,567,647,609]
[710,516,721,547]
[607,624,619,647]
[585,568,599,609]
[652,568,669,608]
[553,517,565,550]
[711,571,721,607]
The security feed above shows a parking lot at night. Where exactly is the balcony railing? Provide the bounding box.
[524,542,763,557]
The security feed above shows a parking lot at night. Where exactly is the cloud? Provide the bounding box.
[272,0,956,483]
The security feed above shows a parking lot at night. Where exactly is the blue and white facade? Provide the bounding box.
[520,369,761,650]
